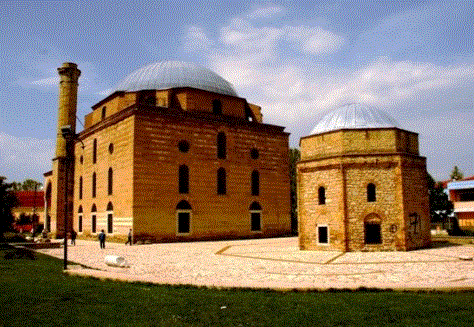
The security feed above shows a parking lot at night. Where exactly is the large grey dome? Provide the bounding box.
[310,103,399,135]
[115,61,238,97]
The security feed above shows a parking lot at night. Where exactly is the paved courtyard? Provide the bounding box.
[37,237,474,290]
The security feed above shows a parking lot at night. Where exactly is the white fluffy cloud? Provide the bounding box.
[183,6,474,179]
[0,132,54,181]
[14,42,108,96]
[284,26,345,54]
[184,26,214,53]
[247,6,283,19]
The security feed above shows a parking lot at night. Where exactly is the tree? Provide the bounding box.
[289,148,300,234]
[450,166,464,181]
[21,179,42,191]
[427,174,453,224]
[0,176,18,238]
[10,182,22,191]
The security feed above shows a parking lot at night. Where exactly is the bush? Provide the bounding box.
[4,247,36,260]
[1,232,27,243]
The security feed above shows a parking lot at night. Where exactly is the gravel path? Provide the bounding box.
[36,237,474,290]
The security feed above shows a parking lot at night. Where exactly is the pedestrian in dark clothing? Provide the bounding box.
[71,229,77,246]
[98,230,106,249]
[125,229,132,246]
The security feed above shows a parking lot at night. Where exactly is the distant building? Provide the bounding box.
[297,104,431,251]
[447,176,474,228]
[12,190,45,232]
[45,61,291,242]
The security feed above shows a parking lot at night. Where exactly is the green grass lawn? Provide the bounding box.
[1,244,474,327]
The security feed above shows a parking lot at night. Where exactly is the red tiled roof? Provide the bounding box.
[13,191,44,208]
[439,175,474,188]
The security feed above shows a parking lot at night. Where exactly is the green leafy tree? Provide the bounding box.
[21,179,42,191]
[450,166,464,181]
[0,176,18,238]
[289,148,300,234]
[427,174,453,224]
[10,182,22,191]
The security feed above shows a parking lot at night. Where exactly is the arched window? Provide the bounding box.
[78,205,83,233]
[106,202,113,234]
[249,201,262,232]
[251,170,259,196]
[176,200,191,234]
[91,204,97,233]
[79,176,83,200]
[92,172,96,198]
[318,187,326,205]
[108,168,113,195]
[217,168,226,195]
[217,132,226,159]
[179,165,189,194]
[101,106,106,119]
[176,200,191,210]
[367,183,376,202]
[92,139,97,164]
[213,99,222,114]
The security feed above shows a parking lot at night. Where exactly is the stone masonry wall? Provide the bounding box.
[74,115,135,237]
[132,110,291,242]
[298,128,430,251]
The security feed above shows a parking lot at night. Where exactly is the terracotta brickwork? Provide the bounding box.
[84,88,262,129]
[298,128,430,251]
[131,109,289,241]
[72,94,289,242]
[73,115,135,237]
[46,62,289,242]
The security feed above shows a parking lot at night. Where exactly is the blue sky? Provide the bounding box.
[1,0,473,183]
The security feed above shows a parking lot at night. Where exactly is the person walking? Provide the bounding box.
[71,229,77,246]
[98,229,106,249]
[125,229,132,246]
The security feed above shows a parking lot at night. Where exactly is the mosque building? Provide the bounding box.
[44,61,291,242]
[297,103,431,251]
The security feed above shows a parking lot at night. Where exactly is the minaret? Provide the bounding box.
[49,63,81,237]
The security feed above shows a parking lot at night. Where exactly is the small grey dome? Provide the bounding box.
[310,103,399,135]
[115,61,238,97]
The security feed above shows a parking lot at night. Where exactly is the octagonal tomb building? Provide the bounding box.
[297,103,430,251]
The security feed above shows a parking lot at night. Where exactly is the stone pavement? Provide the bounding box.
[36,237,474,290]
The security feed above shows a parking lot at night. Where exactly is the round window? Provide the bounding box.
[250,148,259,159]
[178,140,190,153]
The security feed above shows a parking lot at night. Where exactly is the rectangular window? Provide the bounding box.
[107,213,113,233]
[318,226,329,244]
[178,212,190,234]
[251,212,261,231]
[92,139,97,164]
[78,215,83,233]
[91,215,96,233]
[79,177,83,200]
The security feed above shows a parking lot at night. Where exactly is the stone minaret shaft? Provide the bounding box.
[50,62,81,237]
[55,62,81,157]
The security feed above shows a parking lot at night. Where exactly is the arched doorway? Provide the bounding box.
[364,213,382,245]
